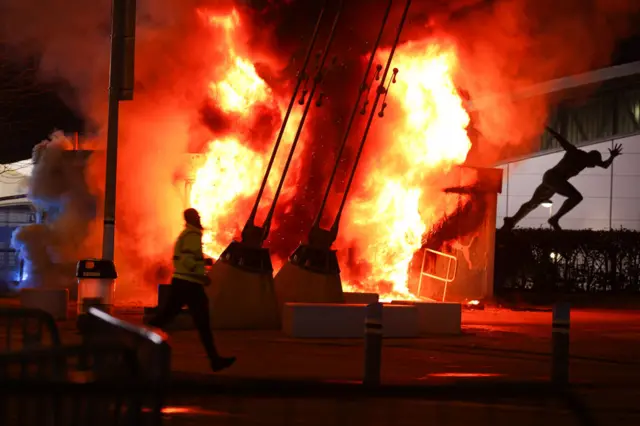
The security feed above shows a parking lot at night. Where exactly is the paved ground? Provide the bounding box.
[101,308,640,424]
[148,309,640,384]
[3,301,640,425]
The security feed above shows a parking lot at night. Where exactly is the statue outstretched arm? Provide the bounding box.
[545,126,576,152]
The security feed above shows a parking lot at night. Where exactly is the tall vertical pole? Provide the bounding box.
[608,139,614,230]
[102,66,121,260]
[102,0,136,261]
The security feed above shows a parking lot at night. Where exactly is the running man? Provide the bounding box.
[148,208,236,372]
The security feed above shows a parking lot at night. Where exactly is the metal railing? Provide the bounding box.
[0,307,171,425]
[80,307,171,383]
[418,248,458,301]
[80,308,171,424]
[0,307,61,352]
[0,343,137,382]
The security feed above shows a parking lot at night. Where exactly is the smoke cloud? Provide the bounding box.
[249,0,640,162]
[444,0,640,163]
[11,131,97,290]
[2,0,248,303]
[1,0,638,302]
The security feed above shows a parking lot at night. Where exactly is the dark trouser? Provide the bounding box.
[148,277,218,361]
[506,171,583,228]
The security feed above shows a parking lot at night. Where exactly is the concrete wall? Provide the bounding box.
[497,133,640,230]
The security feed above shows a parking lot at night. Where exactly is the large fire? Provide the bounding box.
[339,41,472,299]
[189,9,473,300]
[190,9,304,260]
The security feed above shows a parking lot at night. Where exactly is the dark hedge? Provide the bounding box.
[494,228,640,296]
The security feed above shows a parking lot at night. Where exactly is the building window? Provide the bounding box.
[538,84,640,153]
[617,89,640,135]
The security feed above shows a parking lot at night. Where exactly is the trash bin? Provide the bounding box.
[76,259,117,315]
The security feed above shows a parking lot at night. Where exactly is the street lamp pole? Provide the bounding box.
[102,0,137,261]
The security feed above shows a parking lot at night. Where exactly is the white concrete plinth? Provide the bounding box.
[19,288,69,320]
[274,262,343,309]
[282,303,419,338]
[391,300,461,334]
[343,292,379,304]
[207,261,280,330]
[382,304,420,337]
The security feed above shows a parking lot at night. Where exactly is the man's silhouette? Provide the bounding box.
[502,127,622,231]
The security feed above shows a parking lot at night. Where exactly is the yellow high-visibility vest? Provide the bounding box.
[172,224,207,284]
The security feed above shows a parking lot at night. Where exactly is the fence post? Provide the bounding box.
[551,302,570,386]
[363,302,383,387]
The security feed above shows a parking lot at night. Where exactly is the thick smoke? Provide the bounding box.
[1,0,638,301]
[251,0,640,162]
[425,0,640,250]
[445,0,640,164]
[2,0,310,303]
[11,131,97,289]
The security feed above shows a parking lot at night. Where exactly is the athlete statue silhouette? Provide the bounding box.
[502,126,622,231]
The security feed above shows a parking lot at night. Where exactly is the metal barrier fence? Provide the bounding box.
[79,307,171,425]
[0,307,61,352]
[0,305,171,426]
[0,343,153,425]
[0,343,139,381]
[80,307,171,383]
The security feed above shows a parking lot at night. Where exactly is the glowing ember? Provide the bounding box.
[339,40,472,300]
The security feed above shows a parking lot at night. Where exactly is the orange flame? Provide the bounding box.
[339,40,473,300]
[205,10,269,115]
[189,10,473,301]
[191,138,266,257]
[190,9,302,260]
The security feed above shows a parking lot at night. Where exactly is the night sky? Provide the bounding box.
[1,29,639,165]
[0,48,85,164]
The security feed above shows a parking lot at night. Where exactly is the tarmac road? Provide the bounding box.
[157,308,640,425]
[3,302,640,425]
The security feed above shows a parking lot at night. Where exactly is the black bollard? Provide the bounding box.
[551,302,570,385]
[363,302,383,386]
